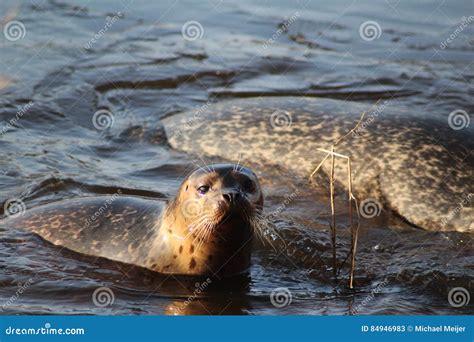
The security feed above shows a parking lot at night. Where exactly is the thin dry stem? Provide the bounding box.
[317,148,350,159]
[329,145,337,278]
[347,157,357,289]
[309,99,382,288]
[309,153,330,181]
[333,98,380,147]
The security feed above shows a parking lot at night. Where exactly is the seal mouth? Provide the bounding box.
[186,196,256,242]
[215,194,256,223]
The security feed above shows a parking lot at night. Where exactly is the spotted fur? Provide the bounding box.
[163,97,473,232]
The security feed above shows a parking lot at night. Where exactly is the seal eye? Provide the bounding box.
[243,179,255,193]
[197,185,210,194]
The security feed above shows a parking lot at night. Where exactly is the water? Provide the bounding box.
[0,0,472,315]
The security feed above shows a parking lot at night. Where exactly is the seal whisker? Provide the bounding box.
[195,157,214,174]
[252,216,269,247]
[234,153,243,172]
[190,213,219,247]
[189,217,211,243]
[192,158,213,174]
[183,215,208,241]
[243,208,264,246]
[201,222,214,247]
[195,221,213,250]
[251,213,284,251]
[246,212,265,246]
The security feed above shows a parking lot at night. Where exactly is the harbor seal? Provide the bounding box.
[162,97,473,233]
[4,164,264,276]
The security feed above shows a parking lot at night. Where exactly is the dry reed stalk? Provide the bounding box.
[329,145,336,278]
[309,99,381,288]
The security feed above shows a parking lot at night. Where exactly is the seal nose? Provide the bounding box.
[222,191,241,204]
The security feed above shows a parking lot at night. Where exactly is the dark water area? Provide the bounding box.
[0,0,472,315]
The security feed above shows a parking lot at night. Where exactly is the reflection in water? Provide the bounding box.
[164,298,249,316]
[162,275,251,315]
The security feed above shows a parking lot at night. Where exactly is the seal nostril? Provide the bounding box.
[223,192,242,204]
[223,193,232,203]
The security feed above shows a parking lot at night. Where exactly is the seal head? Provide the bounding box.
[154,164,263,276]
